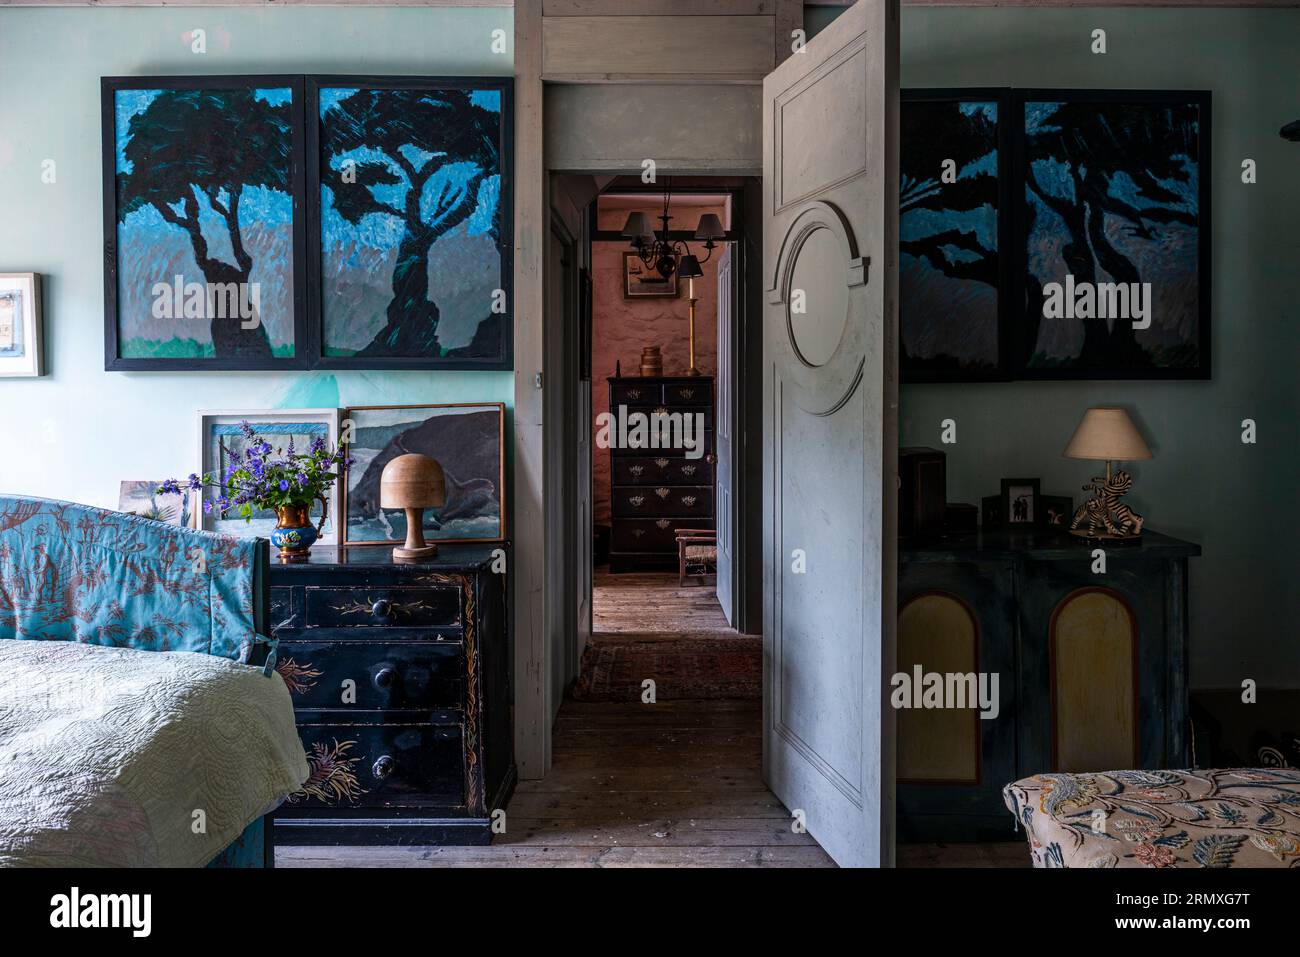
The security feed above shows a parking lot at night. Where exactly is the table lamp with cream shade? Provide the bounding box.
[1062,407,1152,541]
[380,453,445,560]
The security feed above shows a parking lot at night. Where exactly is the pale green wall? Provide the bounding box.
[898,9,1300,687]
[0,6,514,508]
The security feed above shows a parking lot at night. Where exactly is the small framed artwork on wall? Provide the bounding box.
[900,90,1012,382]
[341,403,506,545]
[1001,478,1041,526]
[623,252,678,299]
[102,76,308,371]
[307,76,513,369]
[0,273,44,377]
[196,410,341,543]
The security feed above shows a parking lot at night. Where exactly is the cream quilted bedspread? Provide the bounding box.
[0,640,309,867]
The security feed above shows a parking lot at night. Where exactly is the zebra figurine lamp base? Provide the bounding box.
[1062,407,1154,542]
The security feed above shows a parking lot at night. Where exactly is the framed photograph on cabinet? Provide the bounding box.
[341,403,506,545]
[1015,90,1211,379]
[102,76,308,371]
[1041,494,1073,529]
[307,76,513,369]
[0,273,44,377]
[900,90,1012,382]
[1001,478,1041,527]
[196,409,340,543]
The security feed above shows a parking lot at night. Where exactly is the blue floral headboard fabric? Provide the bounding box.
[0,495,259,663]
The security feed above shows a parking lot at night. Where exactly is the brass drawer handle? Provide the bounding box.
[629,495,645,507]
[632,528,645,538]
[655,487,670,499]
[629,465,644,477]
[626,388,642,400]
[656,519,670,529]
[679,388,695,399]
[680,465,696,476]
[681,495,697,507]
[655,458,670,468]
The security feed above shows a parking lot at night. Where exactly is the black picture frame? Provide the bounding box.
[102,75,309,371]
[1001,477,1041,526]
[1012,89,1212,381]
[898,87,1212,383]
[900,89,1014,383]
[305,75,514,371]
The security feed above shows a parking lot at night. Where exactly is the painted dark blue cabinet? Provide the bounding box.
[897,528,1199,841]
[269,544,514,846]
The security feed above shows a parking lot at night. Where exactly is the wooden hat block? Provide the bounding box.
[379,453,446,560]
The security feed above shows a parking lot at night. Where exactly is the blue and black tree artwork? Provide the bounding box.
[114,87,297,360]
[318,87,505,361]
[1022,99,1204,374]
[900,99,1002,379]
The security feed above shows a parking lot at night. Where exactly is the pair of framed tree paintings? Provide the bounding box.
[901,88,1211,382]
[102,75,513,371]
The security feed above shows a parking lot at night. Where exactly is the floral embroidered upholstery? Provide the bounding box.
[0,495,258,662]
[1004,768,1300,868]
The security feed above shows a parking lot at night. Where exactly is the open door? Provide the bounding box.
[761,0,899,867]
[715,243,735,627]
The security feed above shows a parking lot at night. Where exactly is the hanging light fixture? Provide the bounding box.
[620,182,725,279]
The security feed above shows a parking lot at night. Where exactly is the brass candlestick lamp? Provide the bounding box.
[379,453,446,560]
[1062,407,1153,541]
[677,253,704,377]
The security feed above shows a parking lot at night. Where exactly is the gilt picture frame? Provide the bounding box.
[341,402,506,546]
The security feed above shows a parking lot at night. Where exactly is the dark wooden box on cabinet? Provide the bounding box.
[269,544,514,846]
[895,528,1199,842]
[607,374,714,572]
[898,447,947,538]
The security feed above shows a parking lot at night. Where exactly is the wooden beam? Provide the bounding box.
[545,0,775,13]
[543,15,775,78]
[513,0,549,780]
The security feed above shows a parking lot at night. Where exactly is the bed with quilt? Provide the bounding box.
[0,495,309,867]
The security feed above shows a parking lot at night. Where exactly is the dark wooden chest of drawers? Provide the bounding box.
[269,544,514,846]
[607,374,715,572]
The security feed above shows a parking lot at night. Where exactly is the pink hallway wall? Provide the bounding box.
[591,201,726,529]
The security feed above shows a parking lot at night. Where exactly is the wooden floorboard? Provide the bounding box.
[277,574,1021,868]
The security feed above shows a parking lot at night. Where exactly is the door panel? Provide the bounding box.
[716,244,735,626]
[762,0,899,868]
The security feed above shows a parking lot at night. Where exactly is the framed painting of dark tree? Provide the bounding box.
[307,76,513,369]
[102,76,308,370]
[1014,90,1211,379]
[900,90,1012,382]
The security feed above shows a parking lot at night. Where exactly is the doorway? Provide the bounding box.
[573,179,761,703]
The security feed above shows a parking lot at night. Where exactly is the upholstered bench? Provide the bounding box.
[1003,768,1300,868]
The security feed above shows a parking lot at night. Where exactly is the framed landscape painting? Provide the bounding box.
[1016,90,1211,379]
[900,90,1011,382]
[0,273,44,377]
[102,76,308,370]
[197,410,340,543]
[342,403,505,545]
[308,77,513,369]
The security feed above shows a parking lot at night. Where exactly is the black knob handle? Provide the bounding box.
[371,599,392,619]
[372,755,395,780]
[373,667,396,690]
